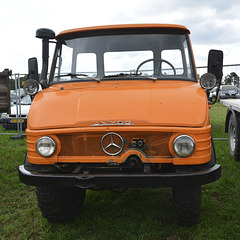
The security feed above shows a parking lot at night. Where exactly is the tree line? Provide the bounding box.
[222,72,239,86]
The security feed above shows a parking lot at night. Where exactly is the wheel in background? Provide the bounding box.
[228,112,240,161]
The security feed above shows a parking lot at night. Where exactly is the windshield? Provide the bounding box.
[50,32,197,83]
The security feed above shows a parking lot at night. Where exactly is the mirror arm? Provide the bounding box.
[40,79,48,89]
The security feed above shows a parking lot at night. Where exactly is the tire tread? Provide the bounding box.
[36,186,86,222]
[173,185,201,226]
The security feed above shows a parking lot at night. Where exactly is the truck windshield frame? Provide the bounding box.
[49,31,197,84]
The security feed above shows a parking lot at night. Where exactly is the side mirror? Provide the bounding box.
[208,50,223,82]
[28,57,39,81]
[207,50,223,104]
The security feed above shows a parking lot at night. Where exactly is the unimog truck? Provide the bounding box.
[19,24,223,226]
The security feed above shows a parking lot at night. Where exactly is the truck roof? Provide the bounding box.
[57,24,190,39]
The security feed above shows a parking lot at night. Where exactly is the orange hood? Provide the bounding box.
[28,80,209,130]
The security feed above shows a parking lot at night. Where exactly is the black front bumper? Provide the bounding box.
[18,164,221,189]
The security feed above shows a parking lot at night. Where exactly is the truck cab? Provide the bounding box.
[19,24,222,225]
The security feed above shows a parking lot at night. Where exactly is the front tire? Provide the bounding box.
[173,185,201,226]
[36,186,86,222]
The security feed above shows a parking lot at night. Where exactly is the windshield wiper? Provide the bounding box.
[103,73,141,78]
[55,73,100,82]
[137,75,158,81]
[104,73,157,81]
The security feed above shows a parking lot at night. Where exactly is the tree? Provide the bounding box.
[223,72,239,86]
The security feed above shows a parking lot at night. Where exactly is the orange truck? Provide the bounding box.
[19,24,223,225]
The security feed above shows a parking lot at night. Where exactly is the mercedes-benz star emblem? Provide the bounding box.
[101,132,124,156]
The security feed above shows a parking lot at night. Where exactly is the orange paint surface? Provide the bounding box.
[26,79,211,165]
[28,80,208,129]
[57,24,190,38]
[26,24,212,166]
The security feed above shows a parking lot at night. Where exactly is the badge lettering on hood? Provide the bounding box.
[91,120,133,127]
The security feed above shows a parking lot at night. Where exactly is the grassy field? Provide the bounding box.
[1,103,240,240]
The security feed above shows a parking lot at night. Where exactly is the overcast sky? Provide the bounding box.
[1,0,240,74]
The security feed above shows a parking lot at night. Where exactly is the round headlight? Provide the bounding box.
[23,79,39,95]
[173,135,195,157]
[36,136,56,157]
[200,73,217,90]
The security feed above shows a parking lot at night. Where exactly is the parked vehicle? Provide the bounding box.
[18,24,222,226]
[0,94,31,130]
[218,85,240,99]
[220,99,240,161]
[10,89,25,106]
[209,86,218,101]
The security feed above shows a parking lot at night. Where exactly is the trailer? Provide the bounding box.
[0,69,11,114]
[220,99,240,161]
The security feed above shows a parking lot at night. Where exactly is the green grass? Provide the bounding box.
[1,104,240,239]
[210,102,228,139]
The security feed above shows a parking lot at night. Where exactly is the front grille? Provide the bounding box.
[57,132,172,157]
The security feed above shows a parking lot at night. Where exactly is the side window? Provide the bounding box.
[161,49,183,75]
[76,53,97,77]
[53,44,73,81]
[183,40,193,77]
[59,44,73,74]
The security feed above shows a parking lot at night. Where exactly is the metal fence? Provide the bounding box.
[1,64,240,138]
[197,64,240,86]
[0,73,27,138]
